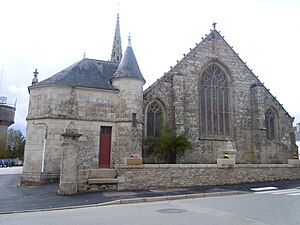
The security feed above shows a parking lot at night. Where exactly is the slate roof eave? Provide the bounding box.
[29,82,120,93]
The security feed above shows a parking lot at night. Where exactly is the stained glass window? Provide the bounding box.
[265,108,276,140]
[146,101,163,137]
[200,63,230,136]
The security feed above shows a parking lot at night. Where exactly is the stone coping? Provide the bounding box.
[116,163,300,169]
[288,159,300,164]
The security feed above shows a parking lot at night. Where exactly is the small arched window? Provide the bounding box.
[200,63,230,136]
[146,101,164,137]
[265,108,277,140]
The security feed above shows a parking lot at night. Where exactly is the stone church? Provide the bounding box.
[21,14,296,184]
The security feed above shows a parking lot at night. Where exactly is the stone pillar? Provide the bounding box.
[59,122,82,195]
[250,84,266,163]
[172,73,185,134]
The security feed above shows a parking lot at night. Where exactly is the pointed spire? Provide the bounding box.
[111,13,122,63]
[112,35,145,83]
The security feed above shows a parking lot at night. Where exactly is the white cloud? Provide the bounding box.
[7,85,21,94]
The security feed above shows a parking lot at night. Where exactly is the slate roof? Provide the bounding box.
[34,58,119,90]
[112,45,145,82]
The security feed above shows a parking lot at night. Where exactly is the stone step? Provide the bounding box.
[88,178,118,185]
[89,169,117,179]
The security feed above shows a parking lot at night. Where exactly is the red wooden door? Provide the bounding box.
[99,127,112,168]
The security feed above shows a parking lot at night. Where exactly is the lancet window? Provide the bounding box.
[146,101,164,137]
[265,108,277,140]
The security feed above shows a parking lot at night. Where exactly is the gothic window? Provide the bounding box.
[265,108,276,140]
[146,101,163,137]
[200,63,230,136]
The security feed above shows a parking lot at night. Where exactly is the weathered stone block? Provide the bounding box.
[288,159,300,165]
[124,157,143,165]
[58,182,78,195]
[89,169,117,178]
[217,158,235,166]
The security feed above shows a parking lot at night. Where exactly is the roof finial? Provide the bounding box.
[83,52,86,59]
[212,22,217,30]
[32,69,39,85]
[128,33,131,47]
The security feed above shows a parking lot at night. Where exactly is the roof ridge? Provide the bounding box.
[83,58,119,64]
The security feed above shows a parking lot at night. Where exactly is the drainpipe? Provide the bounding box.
[33,122,48,173]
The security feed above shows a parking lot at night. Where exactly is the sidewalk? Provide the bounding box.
[1,171,300,214]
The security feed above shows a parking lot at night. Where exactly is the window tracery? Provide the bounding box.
[200,63,230,136]
[146,101,163,137]
[265,108,276,140]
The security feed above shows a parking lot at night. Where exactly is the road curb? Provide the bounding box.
[118,190,249,205]
[0,190,250,215]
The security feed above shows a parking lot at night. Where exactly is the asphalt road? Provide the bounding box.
[1,188,300,225]
[0,167,113,212]
[1,166,300,220]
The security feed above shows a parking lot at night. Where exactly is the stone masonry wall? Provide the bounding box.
[143,75,174,128]
[111,78,145,163]
[21,118,116,184]
[117,164,300,190]
[27,86,118,121]
[251,84,295,163]
[22,86,119,184]
[143,30,295,164]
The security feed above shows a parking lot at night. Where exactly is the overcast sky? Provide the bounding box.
[0,0,299,135]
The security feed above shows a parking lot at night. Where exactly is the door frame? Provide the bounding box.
[99,126,112,168]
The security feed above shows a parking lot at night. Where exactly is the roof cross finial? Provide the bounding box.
[212,22,217,30]
[32,69,39,85]
[33,69,39,77]
[128,33,131,47]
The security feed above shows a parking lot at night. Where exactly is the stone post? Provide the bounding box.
[59,122,82,195]
[217,141,237,166]
[250,84,266,163]
[172,73,185,134]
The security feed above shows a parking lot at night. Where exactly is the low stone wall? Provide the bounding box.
[116,164,300,190]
